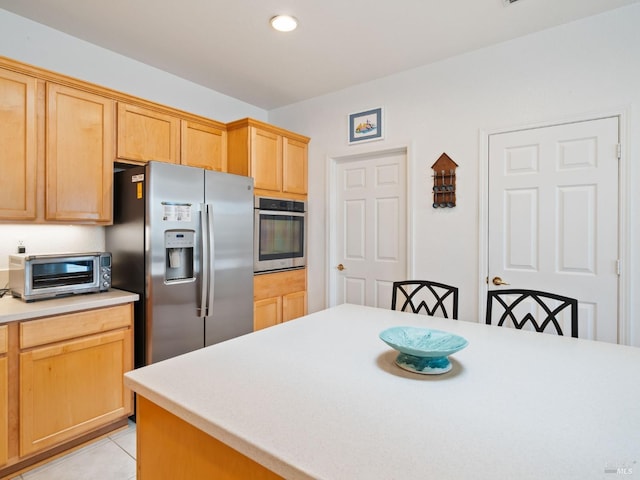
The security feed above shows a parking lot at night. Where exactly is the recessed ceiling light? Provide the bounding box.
[270,15,298,32]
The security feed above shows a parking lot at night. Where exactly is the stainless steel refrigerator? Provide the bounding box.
[106,161,254,368]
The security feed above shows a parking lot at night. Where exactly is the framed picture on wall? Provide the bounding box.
[348,107,383,144]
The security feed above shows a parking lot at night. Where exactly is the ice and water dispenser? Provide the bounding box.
[164,230,195,282]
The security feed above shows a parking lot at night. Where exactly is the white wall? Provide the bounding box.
[269,4,640,346]
[0,225,105,261]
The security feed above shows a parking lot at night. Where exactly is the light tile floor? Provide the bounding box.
[10,421,136,480]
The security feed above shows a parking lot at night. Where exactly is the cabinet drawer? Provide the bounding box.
[0,326,7,355]
[20,304,132,349]
[254,269,306,300]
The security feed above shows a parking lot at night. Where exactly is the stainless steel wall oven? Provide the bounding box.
[254,197,306,273]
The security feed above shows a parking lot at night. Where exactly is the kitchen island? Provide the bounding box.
[124,303,640,480]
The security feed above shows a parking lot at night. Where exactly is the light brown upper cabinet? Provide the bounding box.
[181,119,227,171]
[117,103,180,164]
[282,136,308,196]
[0,68,39,221]
[250,127,282,192]
[0,67,114,224]
[46,83,114,223]
[227,118,309,199]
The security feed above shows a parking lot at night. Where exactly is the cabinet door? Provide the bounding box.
[251,127,282,192]
[0,69,38,220]
[0,326,7,467]
[283,291,307,323]
[117,103,180,164]
[254,269,306,329]
[254,297,281,331]
[20,329,133,456]
[46,83,114,222]
[181,120,227,171]
[0,357,6,468]
[282,137,308,196]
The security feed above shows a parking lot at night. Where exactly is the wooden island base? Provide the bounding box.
[136,396,283,480]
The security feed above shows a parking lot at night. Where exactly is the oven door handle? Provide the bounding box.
[257,209,306,217]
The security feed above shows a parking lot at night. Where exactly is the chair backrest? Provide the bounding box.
[486,289,578,337]
[391,280,459,319]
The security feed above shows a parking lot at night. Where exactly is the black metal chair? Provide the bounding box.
[391,280,459,319]
[486,289,578,337]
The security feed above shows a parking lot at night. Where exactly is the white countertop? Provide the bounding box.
[0,289,139,323]
[124,303,640,480]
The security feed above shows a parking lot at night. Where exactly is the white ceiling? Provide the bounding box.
[1,0,638,109]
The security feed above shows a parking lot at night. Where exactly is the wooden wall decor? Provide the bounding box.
[431,153,458,208]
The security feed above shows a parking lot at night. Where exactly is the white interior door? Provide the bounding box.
[488,117,619,342]
[333,149,407,308]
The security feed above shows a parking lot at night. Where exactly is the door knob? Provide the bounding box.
[492,276,510,286]
[337,264,345,271]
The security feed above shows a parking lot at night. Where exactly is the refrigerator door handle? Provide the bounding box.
[198,204,209,317]
[206,203,215,317]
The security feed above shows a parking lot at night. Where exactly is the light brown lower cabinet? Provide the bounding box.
[254,297,282,331]
[0,303,133,476]
[0,326,8,468]
[254,269,307,331]
[282,290,306,323]
[20,329,132,456]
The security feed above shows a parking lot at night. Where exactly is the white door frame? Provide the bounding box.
[326,143,414,307]
[478,109,631,344]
